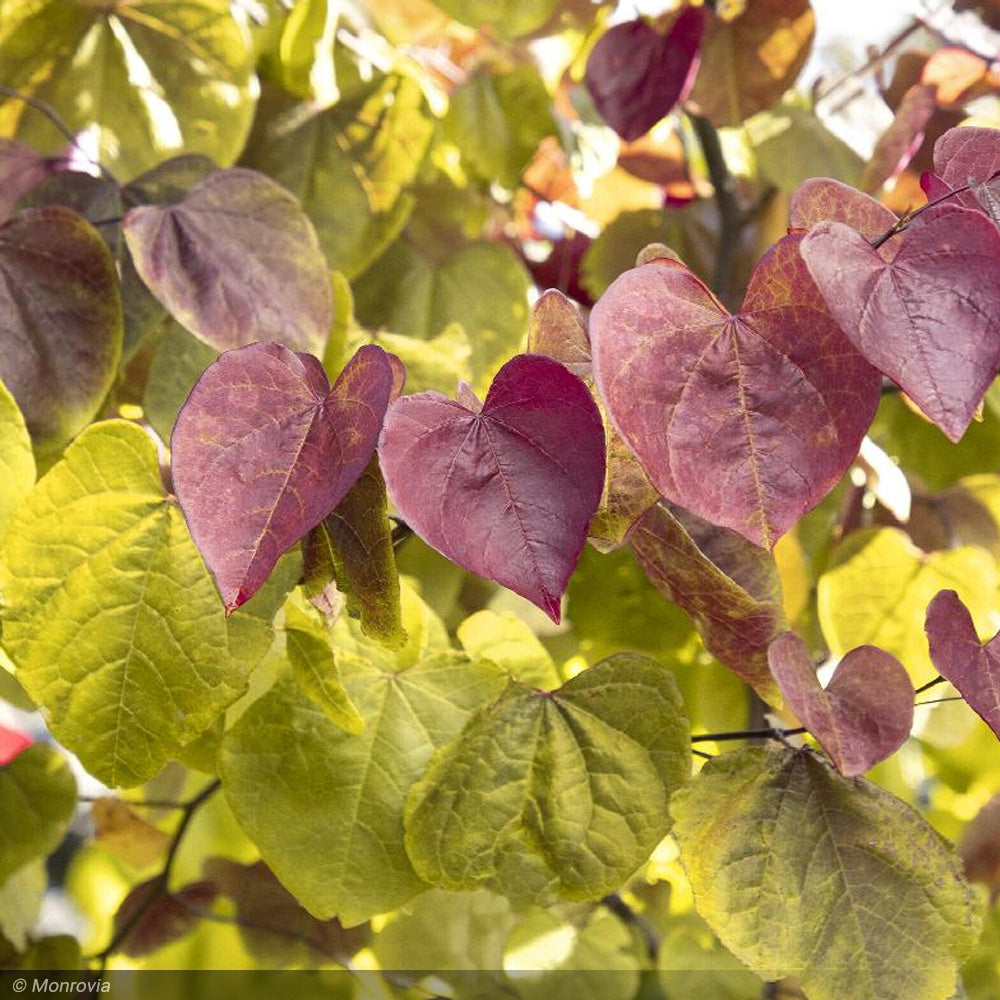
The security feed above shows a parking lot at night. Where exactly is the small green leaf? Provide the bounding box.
[0,0,256,179]
[746,105,863,192]
[302,457,406,649]
[0,744,75,886]
[404,654,690,904]
[0,379,34,537]
[444,65,556,189]
[284,601,364,734]
[353,238,531,390]
[457,610,561,689]
[348,324,473,395]
[673,747,982,1000]
[0,421,268,787]
[818,527,998,684]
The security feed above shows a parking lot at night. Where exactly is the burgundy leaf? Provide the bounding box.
[378,354,606,621]
[585,10,706,142]
[123,168,331,355]
[0,140,56,223]
[801,204,1000,442]
[790,177,897,243]
[0,724,32,766]
[590,233,880,548]
[631,502,784,701]
[171,343,403,613]
[933,125,1000,212]
[926,589,1000,741]
[113,878,217,958]
[768,632,913,777]
[0,207,123,455]
[921,170,952,201]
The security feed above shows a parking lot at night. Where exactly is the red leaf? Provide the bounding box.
[790,177,897,243]
[926,589,1000,741]
[0,725,32,766]
[172,343,403,612]
[113,878,217,958]
[378,354,605,621]
[801,204,1000,442]
[590,233,880,548]
[768,632,913,777]
[585,10,706,142]
[123,168,331,355]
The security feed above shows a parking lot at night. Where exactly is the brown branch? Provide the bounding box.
[688,112,743,309]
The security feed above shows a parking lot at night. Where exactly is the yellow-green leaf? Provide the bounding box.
[673,746,982,1000]
[457,610,561,689]
[0,0,256,179]
[0,421,269,787]
[404,654,690,904]
[220,647,508,925]
[0,744,75,886]
[818,527,999,684]
[0,379,34,537]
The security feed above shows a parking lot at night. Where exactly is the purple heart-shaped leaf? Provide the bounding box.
[123,168,331,355]
[378,354,606,621]
[590,233,881,548]
[934,126,1000,212]
[768,632,913,777]
[585,10,706,142]
[801,204,1000,442]
[171,342,403,613]
[926,589,1000,741]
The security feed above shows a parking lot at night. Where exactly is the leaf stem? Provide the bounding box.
[601,892,660,959]
[869,183,971,251]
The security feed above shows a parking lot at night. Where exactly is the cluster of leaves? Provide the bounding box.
[6,1,1000,998]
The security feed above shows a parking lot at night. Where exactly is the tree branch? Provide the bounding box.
[688,112,743,309]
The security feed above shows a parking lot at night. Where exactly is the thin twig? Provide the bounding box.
[691,727,807,744]
[915,675,945,695]
[90,779,221,972]
[77,794,190,810]
[0,84,116,184]
[601,892,660,960]
[870,183,971,251]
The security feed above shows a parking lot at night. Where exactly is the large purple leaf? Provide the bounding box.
[0,206,123,456]
[590,233,881,548]
[801,203,1000,442]
[123,168,331,355]
[631,502,784,702]
[378,354,605,622]
[527,289,659,551]
[171,343,403,613]
[585,9,706,142]
[768,631,913,777]
[926,589,1000,741]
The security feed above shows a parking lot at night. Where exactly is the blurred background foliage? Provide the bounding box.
[5,0,1000,995]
